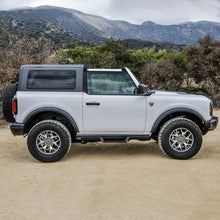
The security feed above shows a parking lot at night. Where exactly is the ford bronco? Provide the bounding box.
[2,65,218,162]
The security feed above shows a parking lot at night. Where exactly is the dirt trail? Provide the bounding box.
[0,111,219,219]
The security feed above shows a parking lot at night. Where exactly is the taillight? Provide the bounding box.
[12,98,17,115]
[210,102,213,116]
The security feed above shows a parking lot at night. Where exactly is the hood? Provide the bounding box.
[154,90,187,95]
[152,90,210,101]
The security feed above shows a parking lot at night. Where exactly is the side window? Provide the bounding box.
[87,71,137,95]
[27,70,76,90]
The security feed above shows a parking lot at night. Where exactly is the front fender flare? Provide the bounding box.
[151,107,205,133]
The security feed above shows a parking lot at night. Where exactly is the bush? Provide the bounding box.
[141,60,184,91]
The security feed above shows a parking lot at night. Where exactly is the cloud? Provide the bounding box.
[107,0,220,24]
[0,0,219,25]
[0,0,33,10]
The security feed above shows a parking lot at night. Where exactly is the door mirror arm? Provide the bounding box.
[137,84,155,96]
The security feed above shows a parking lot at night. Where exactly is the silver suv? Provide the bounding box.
[2,65,218,162]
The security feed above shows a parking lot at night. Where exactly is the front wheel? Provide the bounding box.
[158,117,202,159]
[27,120,72,162]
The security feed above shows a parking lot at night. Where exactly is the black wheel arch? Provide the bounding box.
[23,107,79,141]
[151,108,205,138]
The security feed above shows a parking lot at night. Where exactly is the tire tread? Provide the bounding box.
[27,120,72,162]
[158,117,202,159]
[2,84,17,122]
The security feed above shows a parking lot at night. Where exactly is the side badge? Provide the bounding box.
[149,102,154,106]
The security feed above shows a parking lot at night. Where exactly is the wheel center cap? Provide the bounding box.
[178,137,185,143]
[45,139,53,146]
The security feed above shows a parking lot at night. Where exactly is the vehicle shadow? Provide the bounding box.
[68,141,163,158]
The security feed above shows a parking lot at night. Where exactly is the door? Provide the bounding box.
[83,71,147,134]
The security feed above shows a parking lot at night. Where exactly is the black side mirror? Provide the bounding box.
[137,84,155,96]
[137,84,148,95]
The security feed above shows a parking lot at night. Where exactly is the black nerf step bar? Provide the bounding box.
[75,135,151,143]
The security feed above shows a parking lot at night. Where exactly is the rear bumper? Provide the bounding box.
[204,116,218,131]
[10,123,24,136]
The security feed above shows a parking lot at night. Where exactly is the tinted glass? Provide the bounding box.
[27,70,76,90]
[87,71,136,95]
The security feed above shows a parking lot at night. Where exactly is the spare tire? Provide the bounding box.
[2,84,17,122]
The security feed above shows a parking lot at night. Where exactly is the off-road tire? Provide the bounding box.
[27,120,72,162]
[158,117,202,159]
[2,84,17,122]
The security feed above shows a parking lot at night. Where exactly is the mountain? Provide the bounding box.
[0,5,219,45]
[139,20,220,44]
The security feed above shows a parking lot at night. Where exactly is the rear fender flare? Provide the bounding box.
[23,107,79,132]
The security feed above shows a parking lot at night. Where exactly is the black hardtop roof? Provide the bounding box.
[20,64,85,69]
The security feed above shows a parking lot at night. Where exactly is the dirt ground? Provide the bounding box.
[0,111,219,220]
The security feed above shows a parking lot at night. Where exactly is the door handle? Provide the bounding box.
[86,102,100,106]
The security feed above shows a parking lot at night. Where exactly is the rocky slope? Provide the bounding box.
[0,6,219,45]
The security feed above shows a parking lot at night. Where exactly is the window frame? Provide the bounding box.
[85,70,138,96]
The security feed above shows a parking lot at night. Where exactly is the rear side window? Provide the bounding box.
[27,70,76,90]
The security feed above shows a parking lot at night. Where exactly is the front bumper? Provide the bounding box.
[10,123,24,136]
[204,116,218,131]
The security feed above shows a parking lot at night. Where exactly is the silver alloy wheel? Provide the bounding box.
[36,130,61,155]
[169,127,194,152]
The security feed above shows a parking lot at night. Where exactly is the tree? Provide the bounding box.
[186,35,220,107]
[141,60,184,91]
[0,24,54,93]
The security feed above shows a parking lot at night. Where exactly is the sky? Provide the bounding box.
[0,0,219,25]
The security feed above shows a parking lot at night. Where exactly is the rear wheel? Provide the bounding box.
[27,120,72,162]
[158,117,202,159]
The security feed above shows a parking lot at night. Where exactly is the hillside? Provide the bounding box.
[121,39,185,52]
[0,5,219,46]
